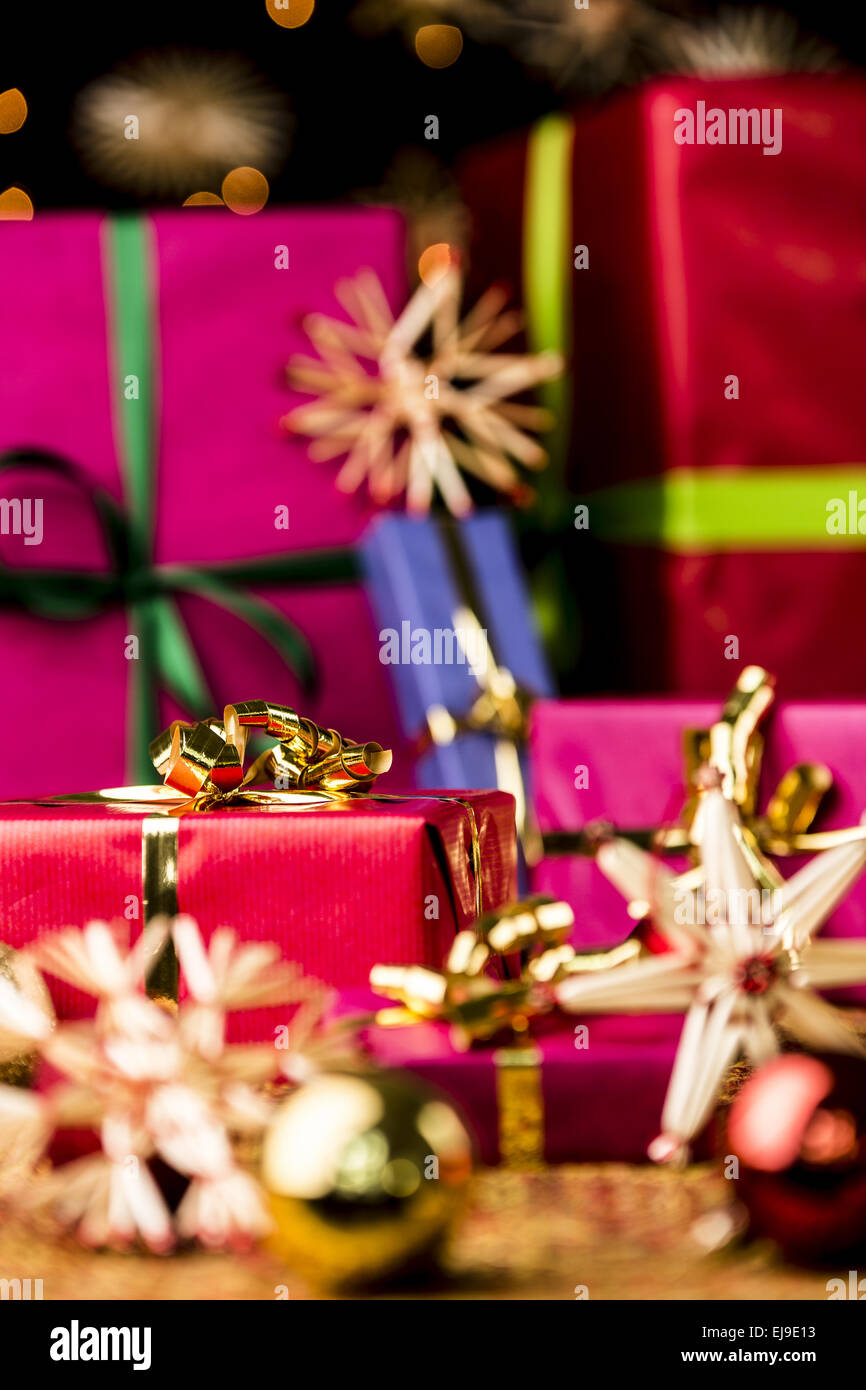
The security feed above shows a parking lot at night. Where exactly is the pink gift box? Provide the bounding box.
[529,698,866,988]
[338,991,689,1164]
[0,788,517,1032]
[0,208,412,798]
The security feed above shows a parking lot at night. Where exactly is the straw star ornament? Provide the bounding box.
[557,775,866,1164]
[283,266,563,515]
[0,917,350,1252]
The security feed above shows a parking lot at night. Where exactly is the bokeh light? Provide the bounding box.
[415,25,463,69]
[0,187,34,220]
[418,242,457,287]
[0,89,27,134]
[266,0,315,29]
[221,166,270,215]
[183,191,225,207]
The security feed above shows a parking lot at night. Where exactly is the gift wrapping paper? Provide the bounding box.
[458,75,866,695]
[0,788,517,1035]
[361,511,553,806]
[0,208,412,798]
[530,697,866,1003]
[339,990,687,1164]
[361,512,553,790]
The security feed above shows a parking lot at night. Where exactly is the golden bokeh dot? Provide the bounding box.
[0,186,34,220]
[266,0,315,28]
[221,166,270,216]
[182,191,225,207]
[415,24,463,69]
[0,88,27,135]
[418,242,456,287]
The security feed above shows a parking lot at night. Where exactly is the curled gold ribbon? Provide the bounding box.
[371,894,585,1168]
[543,666,866,861]
[150,700,392,805]
[371,895,576,1047]
[23,702,490,1000]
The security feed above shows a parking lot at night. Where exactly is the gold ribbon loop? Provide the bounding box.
[149,701,392,805]
[546,667,861,862]
[371,894,575,1047]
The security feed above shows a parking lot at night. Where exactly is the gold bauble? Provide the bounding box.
[0,943,54,1086]
[262,1070,473,1290]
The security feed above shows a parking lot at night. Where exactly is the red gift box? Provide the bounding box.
[0,789,517,1034]
[459,76,866,695]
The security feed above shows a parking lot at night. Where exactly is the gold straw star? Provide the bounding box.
[283,265,563,515]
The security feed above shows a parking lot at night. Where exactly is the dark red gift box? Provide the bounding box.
[459,75,866,696]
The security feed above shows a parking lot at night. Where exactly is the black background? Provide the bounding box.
[1,0,864,208]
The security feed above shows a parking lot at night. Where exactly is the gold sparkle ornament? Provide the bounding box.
[284,266,564,515]
[0,89,28,134]
[0,944,54,1087]
[72,51,290,198]
[263,1070,473,1289]
[662,6,840,76]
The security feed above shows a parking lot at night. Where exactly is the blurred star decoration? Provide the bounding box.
[72,50,290,200]
[358,148,471,283]
[352,0,678,91]
[283,265,564,514]
[557,774,866,1166]
[0,916,354,1252]
[352,1,835,90]
[660,6,840,76]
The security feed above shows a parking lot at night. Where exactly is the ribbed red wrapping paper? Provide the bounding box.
[0,789,517,1040]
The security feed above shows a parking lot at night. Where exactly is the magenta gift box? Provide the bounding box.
[0,208,411,798]
[529,698,866,972]
[339,991,685,1164]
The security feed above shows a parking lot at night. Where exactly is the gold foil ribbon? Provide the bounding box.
[414,519,542,861]
[372,894,582,1169]
[28,701,486,999]
[543,666,866,862]
[493,1043,546,1169]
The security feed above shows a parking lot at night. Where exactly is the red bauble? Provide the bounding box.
[726,1052,866,1265]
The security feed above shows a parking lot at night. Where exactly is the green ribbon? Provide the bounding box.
[584,467,866,552]
[0,214,359,779]
[522,117,866,554]
[523,113,575,507]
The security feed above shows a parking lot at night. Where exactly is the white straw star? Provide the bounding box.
[557,783,866,1163]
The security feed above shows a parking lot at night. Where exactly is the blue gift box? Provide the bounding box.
[360,513,554,803]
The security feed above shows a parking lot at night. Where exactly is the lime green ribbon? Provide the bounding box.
[584,467,866,552]
[0,215,358,780]
[523,116,866,552]
[523,113,575,510]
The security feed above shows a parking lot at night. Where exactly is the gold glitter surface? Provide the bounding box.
[0,1165,836,1301]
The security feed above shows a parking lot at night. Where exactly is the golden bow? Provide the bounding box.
[547,666,865,866]
[370,894,605,1047]
[148,700,392,805]
[667,665,863,862]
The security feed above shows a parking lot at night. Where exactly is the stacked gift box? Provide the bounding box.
[458,74,866,697]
